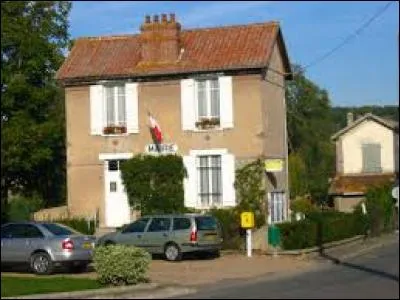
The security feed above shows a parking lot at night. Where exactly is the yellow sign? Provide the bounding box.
[264,159,284,172]
[240,212,255,228]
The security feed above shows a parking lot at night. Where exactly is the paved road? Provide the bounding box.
[173,239,399,299]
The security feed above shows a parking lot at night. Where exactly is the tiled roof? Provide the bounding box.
[329,173,396,195]
[56,22,290,82]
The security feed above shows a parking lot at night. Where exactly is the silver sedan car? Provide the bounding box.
[1,222,96,275]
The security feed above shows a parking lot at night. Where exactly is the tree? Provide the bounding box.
[1,1,71,221]
[286,65,335,204]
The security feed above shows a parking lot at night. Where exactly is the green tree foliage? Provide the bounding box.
[365,183,396,236]
[1,1,71,220]
[120,155,186,215]
[286,65,335,204]
[234,159,266,227]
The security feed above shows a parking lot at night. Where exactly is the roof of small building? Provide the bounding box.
[331,113,399,141]
[328,173,396,195]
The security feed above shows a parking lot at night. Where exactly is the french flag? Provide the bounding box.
[149,114,163,144]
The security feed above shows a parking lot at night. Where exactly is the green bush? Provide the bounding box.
[120,155,186,215]
[277,210,367,250]
[93,245,151,286]
[8,195,43,222]
[209,208,244,250]
[365,183,395,236]
[54,218,97,235]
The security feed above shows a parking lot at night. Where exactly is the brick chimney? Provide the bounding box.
[140,13,181,63]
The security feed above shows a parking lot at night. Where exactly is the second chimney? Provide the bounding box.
[347,112,354,126]
[140,13,181,63]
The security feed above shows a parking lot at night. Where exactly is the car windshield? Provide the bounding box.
[41,223,78,236]
[195,216,218,231]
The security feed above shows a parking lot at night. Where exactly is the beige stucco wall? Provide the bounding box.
[65,43,288,227]
[261,41,288,192]
[334,196,365,213]
[340,120,396,174]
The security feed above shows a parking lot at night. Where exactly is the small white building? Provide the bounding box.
[329,112,399,212]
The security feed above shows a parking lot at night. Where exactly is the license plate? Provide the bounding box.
[204,234,217,241]
[82,242,93,249]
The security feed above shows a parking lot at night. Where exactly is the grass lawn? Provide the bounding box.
[1,276,102,297]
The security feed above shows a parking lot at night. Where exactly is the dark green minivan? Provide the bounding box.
[96,214,223,261]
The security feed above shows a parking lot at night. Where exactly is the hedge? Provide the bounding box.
[93,245,151,286]
[277,210,368,250]
[209,208,244,250]
[53,218,97,235]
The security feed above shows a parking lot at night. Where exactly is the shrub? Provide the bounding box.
[290,195,317,215]
[209,208,244,250]
[8,194,43,222]
[277,210,367,250]
[120,155,186,215]
[93,245,151,286]
[365,183,395,236]
[54,218,97,235]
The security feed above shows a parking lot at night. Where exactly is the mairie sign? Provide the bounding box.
[145,143,178,155]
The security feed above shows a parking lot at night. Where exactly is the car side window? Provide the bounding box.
[173,218,191,230]
[1,225,13,238]
[121,218,149,234]
[147,218,171,232]
[1,224,26,238]
[24,225,44,238]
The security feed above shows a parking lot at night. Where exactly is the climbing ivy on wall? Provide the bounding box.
[120,154,186,215]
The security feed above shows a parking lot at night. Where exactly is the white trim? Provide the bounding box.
[99,153,134,161]
[189,149,228,156]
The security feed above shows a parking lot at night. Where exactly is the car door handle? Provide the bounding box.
[137,234,142,238]
[163,233,168,237]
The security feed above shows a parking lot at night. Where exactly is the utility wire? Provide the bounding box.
[301,1,395,72]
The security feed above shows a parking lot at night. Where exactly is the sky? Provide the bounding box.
[69,1,399,107]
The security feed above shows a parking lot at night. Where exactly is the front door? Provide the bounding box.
[105,159,131,228]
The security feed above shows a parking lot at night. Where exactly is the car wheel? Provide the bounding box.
[164,243,182,262]
[30,252,54,275]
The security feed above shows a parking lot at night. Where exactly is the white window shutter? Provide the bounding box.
[125,82,139,133]
[183,155,198,208]
[219,76,234,129]
[181,79,195,130]
[222,153,236,207]
[90,85,103,135]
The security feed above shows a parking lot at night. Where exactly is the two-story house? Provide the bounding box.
[329,112,399,212]
[56,14,292,229]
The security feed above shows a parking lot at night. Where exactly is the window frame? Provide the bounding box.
[194,78,220,128]
[197,155,223,208]
[103,84,127,136]
[361,143,382,173]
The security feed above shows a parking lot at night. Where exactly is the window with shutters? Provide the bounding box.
[195,79,220,129]
[103,85,127,135]
[197,155,222,207]
[362,143,382,173]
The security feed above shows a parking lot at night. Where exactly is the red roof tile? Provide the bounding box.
[56,22,289,82]
[329,173,396,195]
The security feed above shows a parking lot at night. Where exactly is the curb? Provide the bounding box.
[264,235,366,256]
[3,283,159,299]
[3,283,198,300]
